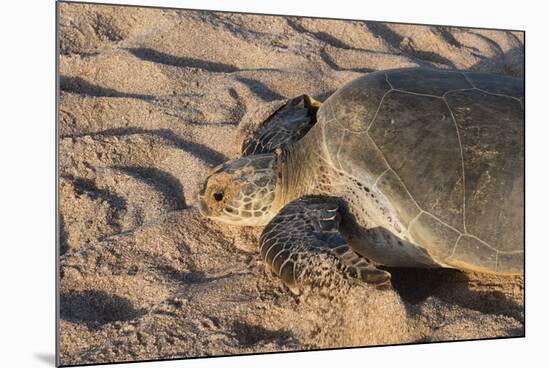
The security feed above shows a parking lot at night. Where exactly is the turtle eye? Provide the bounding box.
[213,191,224,201]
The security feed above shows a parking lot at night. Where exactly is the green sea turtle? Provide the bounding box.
[198,68,524,294]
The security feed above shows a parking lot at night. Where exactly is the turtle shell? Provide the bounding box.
[317,68,524,274]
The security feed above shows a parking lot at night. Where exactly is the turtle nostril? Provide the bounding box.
[213,192,224,201]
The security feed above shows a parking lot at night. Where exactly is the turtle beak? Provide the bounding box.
[197,194,211,217]
[197,176,211,217]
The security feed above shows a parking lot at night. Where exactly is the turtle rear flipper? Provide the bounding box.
[259,196,390,295]
[241,95,320,156]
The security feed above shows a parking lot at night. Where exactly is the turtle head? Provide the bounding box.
[198,153,278,226]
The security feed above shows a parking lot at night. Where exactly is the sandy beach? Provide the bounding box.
[58,3,524,365]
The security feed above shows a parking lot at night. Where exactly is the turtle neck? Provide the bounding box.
[274,125,325,211]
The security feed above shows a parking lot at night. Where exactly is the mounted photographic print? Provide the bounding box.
[57,1,525,366]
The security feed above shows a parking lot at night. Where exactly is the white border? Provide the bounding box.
[1,0,548,367]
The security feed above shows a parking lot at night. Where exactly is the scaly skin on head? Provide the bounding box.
[198,125,329,227]
[199,130,324,225]
[198,153,280,226]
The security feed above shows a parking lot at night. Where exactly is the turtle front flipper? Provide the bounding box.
[241,95,320,156]
[259,196,390,295]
